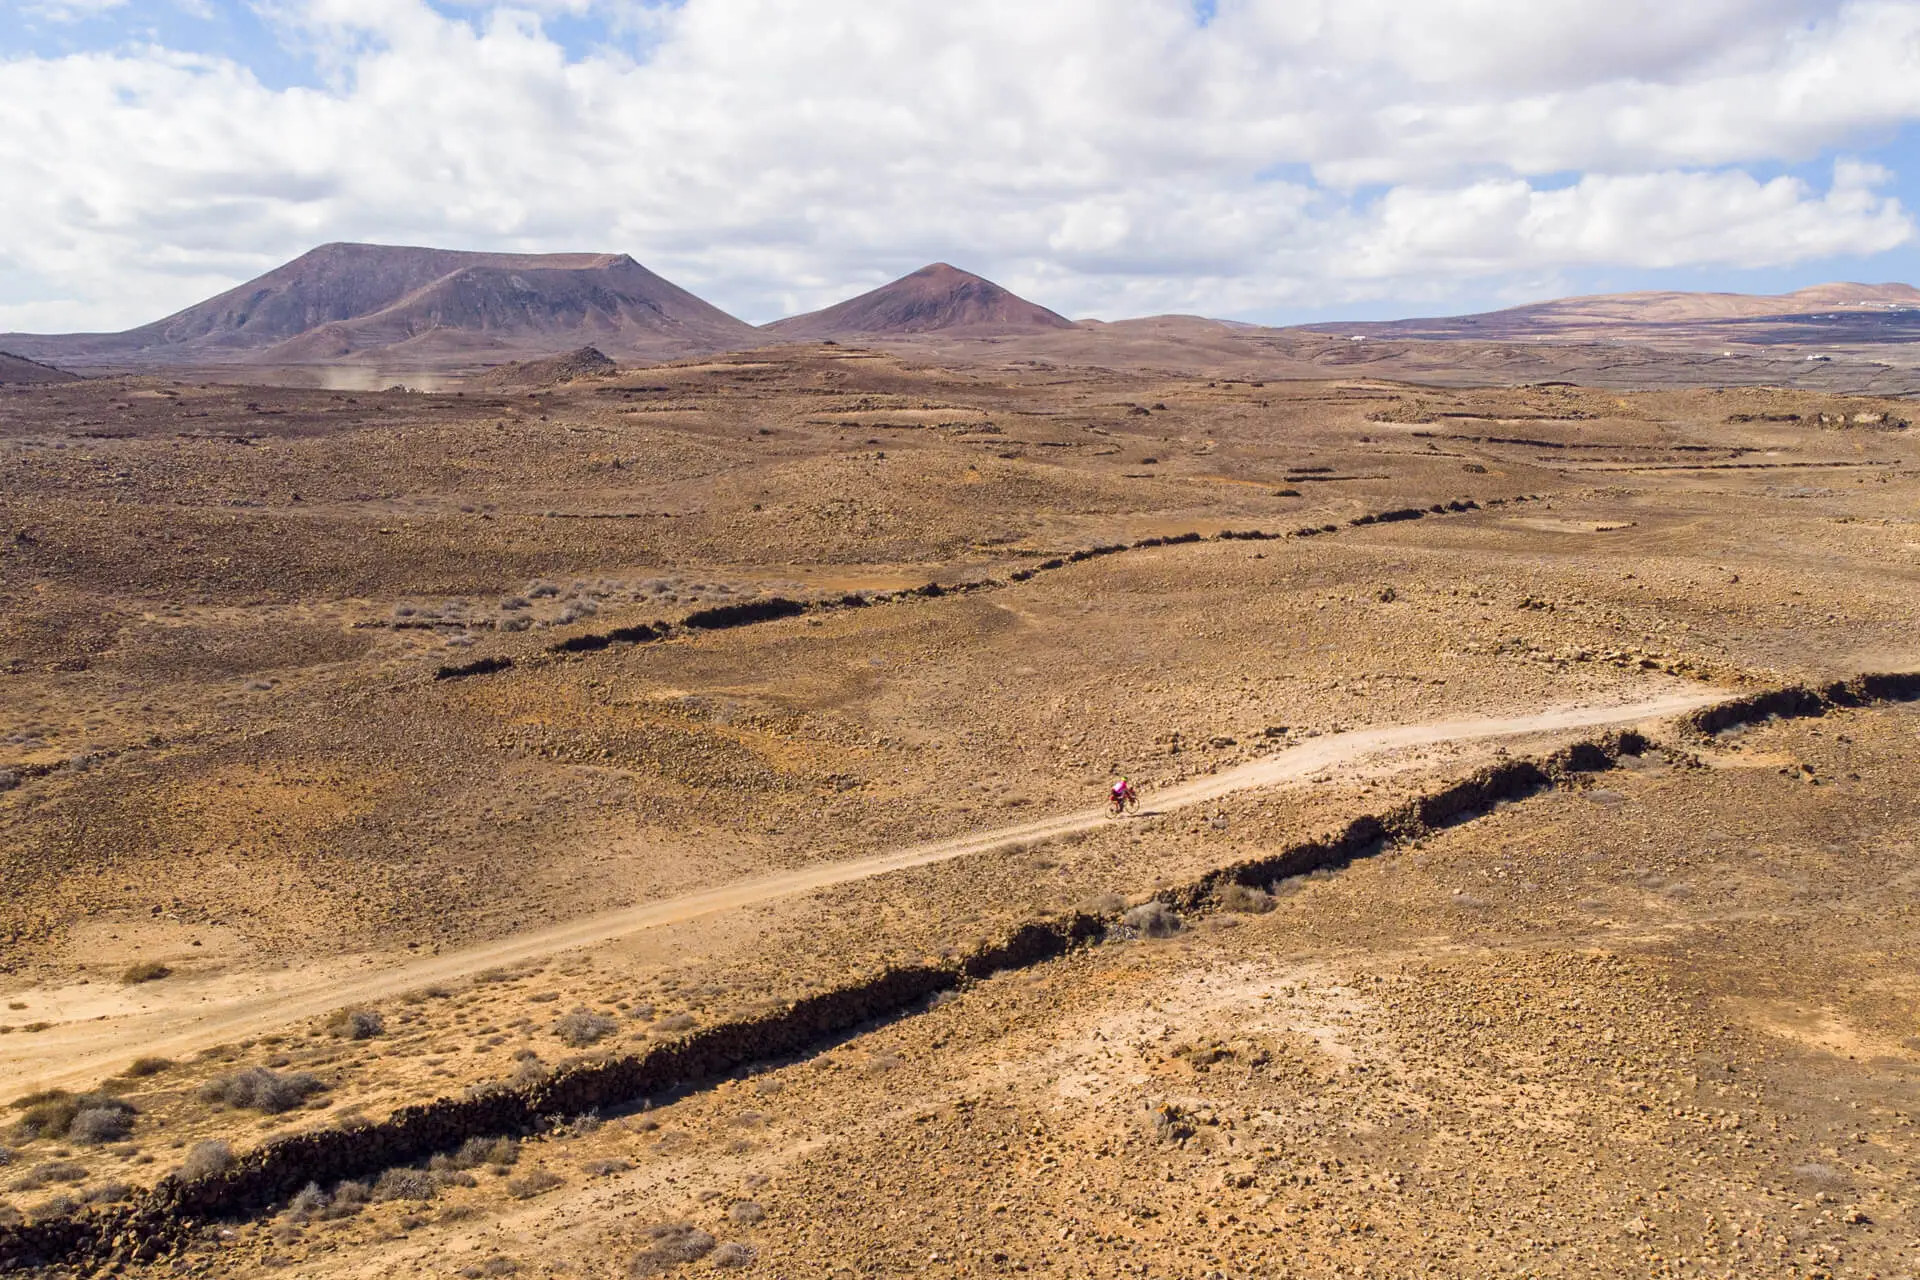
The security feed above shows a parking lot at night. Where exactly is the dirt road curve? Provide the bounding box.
[0,688,1723,1095]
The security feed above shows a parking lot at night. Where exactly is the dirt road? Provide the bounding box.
[0,687,1722,1095]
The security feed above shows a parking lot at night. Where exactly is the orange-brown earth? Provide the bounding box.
[0,342,1917,1277]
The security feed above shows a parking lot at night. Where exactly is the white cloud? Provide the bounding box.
[1,0,1918,330]
[22,0,130,21]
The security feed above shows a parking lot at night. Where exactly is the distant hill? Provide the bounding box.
[0,351,81,384]
[476,345,618,388]
[764,264,1075,340]
[0,244,760,369]
[1316,282,1920,348]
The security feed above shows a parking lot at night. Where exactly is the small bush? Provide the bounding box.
[84,1181,131,1204]
[13,1098,78,1141]
[286,1182,330,1222]
[711,1242,756,1268]
[1121,901,1183,938]
[28,1192,80,1219]
[649,1013,697,1036]
[325,1009,385,1040]
[121,1057,174,1078]
[326,1180,370,1216]
[1217,883,1275,914]
[505,1168,563,1200]
[0,1203,19,1227]
[199,1067,325,1113]
[0,1147,11,1166]
[459,1258,520,1278]
[178,1141,233,1181]
[552,1008,617,1048]
[1081,892,1128,915]
[12,1160,86,1191]
[68,1101,136,1145]
[582,1158,632,1176]
[373,1167,438,1202]
[631,1223,716,1275]
[120,962,171,985]
[450,1136,518,1170]
[727,1201,765,1226]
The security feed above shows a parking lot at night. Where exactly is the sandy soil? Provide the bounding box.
[0,343,1916,1275]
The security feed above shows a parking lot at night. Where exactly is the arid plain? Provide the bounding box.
[2,335,1918,1279]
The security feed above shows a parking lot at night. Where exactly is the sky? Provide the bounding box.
[7,0,1920,332]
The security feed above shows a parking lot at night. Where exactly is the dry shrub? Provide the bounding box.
[449,1136,518,1170]
[1081,892,1127,915]
[631,1223,716,1275]
[1217,882,1275,914]
[505,1168,563,1199]
[649,1013,697,1036]
[12,1092,132,1143]
[727,1201,765,1226]
[711,1242,756,1268]
[325,1009,385,1040]
[120,962,171,985]
[67,1100,136,1144]
[0,1203,19,1227]
[84,1181,131,1204]
[28,1192,80,1220]
[583,1158,633,1176]
[553,1008,617,1047]
[199,1066,325,1113]
[178,1141,233,1181]
[373,1167,438,1202]
[286,1182,331,1222]
[1121,901,1183,938]
[11,1161,85,1190]
[121,1057,174,1078]
[458,1258,520,1278]
[12,1096,78,1141]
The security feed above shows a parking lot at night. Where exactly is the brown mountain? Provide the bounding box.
[1,243,760,369]
[764,263,1075,340]
[0,351,81,384]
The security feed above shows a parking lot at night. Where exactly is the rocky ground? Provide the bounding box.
[0,346,1916,1276]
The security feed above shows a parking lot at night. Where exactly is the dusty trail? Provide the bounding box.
[0,688,1721,1094]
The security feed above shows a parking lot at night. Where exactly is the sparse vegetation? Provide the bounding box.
[11,1094,78,1141]
[710,1243,757,1268]
[66,1099,137,1144]
[373,1167,438,1201]
[727,1200,765,1226]
[505,1168,564,1199]
[198,1066,326,1113]
[324,1008,385,1040]
[631,1223,717,1274]
[286,1181,331,1222]
[1217,882,1275,913]
[120,961,171,985]
[178,1140,233,1181]
[447,1135,519,1170]
[28,1192,81,1220]
[552,1007,617,1047]
[1121,901,1183,938]
[121,1056,174,1078]
[10,1160,86,1190]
